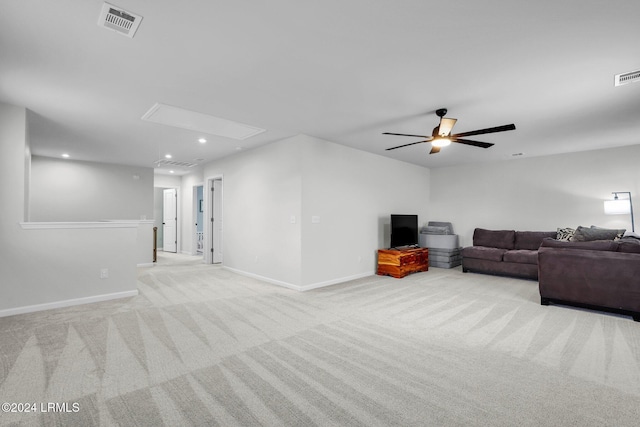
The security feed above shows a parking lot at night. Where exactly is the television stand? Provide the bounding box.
[377,247,429,278]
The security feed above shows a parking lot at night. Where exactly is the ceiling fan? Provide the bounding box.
[383,108,516,154]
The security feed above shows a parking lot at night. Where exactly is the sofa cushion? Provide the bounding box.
[617,241,640,254]
[462,246,507,262]
[473,228,515,249]
[619,236,640,244]
[515,231,557,250]
[571,225,625,242]
[540,237,618,251]
[503,249,539,265]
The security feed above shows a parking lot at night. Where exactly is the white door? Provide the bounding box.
[211,179,223,263]
[163,188,177,253]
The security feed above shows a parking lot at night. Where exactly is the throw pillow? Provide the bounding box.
[556,227,575,241]
[571,225,624,242]
[590,225,625,240]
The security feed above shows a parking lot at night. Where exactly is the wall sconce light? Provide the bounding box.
[604,191,634,232]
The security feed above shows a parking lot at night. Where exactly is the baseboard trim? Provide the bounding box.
[223,266,302,291]
[299,272,374,291]
[222,267,373,292]
[137,262,155,267]
[0,290,139,318]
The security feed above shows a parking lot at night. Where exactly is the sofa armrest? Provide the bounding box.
[538,247,640,312]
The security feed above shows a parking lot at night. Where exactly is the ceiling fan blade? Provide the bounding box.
[385,140,430,151]
[438,118,457,136]
[452,123,516,138]
[429,146,441,154]
[452,138,494,149]
[383,132,430,138]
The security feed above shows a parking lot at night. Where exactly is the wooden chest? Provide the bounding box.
[376,248,429,278]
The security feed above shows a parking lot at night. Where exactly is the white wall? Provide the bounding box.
[203,137,303,287]
[29,155,155,265]
[30,156,153,222]
[0,104,28,221]
[0,103,138,316]
[153,187,165,248]
[299,135,430,288]
[429,144,640,246]
[202,134,431,290]
[154,174,182,188]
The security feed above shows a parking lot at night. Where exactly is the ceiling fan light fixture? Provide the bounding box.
[383,107,515,153]
[438,118,457,137]
[432,137,451,148]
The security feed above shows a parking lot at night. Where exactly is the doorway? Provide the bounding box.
[194,185,204,256]
[163,188,177,253]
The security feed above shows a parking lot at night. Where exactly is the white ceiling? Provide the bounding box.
[2,0,640,174]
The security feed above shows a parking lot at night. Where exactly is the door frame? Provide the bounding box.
[192,183,204,256]
[204,175,223,264]
[163,188,178,253]
[156,185,181,254]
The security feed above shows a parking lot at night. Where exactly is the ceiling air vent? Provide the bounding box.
[614,69,640,87]
[98,2,142,38]
[154,159,198,168]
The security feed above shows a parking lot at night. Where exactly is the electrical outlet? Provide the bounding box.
[100,268,109,279]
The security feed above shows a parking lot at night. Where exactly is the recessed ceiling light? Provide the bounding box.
[198,138,207,143]
[165,154,172,159]
[62,153,70,158]
[169,170,175,174]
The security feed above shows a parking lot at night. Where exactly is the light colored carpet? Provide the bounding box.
[1,252,639,426]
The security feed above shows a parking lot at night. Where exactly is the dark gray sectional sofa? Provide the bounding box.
[462,227,640,321]
[538,237,640,321]
[461,228,556,280]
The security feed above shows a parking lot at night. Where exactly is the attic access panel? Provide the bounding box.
[142,103,266,140]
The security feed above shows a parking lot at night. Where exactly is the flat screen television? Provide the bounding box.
[390,214,419,248]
